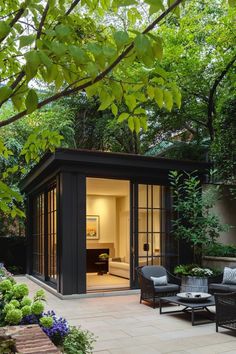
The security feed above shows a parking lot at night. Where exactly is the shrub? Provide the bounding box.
[5,309,22,325]
[9,300,20,308]
[0,279,46,326]
[31,300,44,315]
[63,326,96,354]
[204,242,236,257]
[21,305,32,317]
[12,284,29,298]
[0,279,12,292]
[40,316,54,328]
[21,296,32,307]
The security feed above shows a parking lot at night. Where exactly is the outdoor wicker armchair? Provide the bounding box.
[215,292,236,333]
[137,265,181,308]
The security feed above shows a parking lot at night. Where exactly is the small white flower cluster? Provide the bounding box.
[192,267,213,277]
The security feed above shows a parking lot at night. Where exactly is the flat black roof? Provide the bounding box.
[21,148,210,191]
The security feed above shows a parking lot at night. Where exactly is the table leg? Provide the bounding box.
[191,308,195,326]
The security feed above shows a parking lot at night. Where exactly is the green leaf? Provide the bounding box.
[19,35,35,48]
[25,89,38,114]
[47,64,59,82]
[11,93,24,111]
[113,31,130,49]
[0,86,12,103]
[110,81,123,101]
[24,51,41,81]
[51,41,67,57]
[133,116,140,133]
[154,87,163,108]
[0,21,10,40]
[229,0,236,6]
[86,62,99,79]
[134,34,151,57]
[140,116,147,131]
[69,46,89,64]
[164,90,173,111]
[145,0,165,14]
[128,116,134,131]
[103,45,117,58]
[125,94,136,111]
[98,91,114,110]
[87,43,102,57]
[147,85,155,99]
[55,24,71,38]
[113,0,138,7]
[117,112,129,122]
[152,37,163,61]
[38,50,53,68]
[172,87,182,109]
[111,103,118,116]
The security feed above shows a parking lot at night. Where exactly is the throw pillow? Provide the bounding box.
[223,267,236,285]
[150,275,167,286]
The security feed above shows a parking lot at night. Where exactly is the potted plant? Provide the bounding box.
[174,264,214,292]
[98,253,109,260]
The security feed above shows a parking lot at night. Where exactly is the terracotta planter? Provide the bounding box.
[181,276,208,293]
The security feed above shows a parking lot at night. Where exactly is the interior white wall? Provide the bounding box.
[116,196,130,262]
[86,178,130,261]
[87,195,117,245]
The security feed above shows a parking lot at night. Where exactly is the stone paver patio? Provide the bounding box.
[17,277,236,354]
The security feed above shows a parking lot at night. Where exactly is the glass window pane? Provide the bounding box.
[138,184,147,208]
[153,185,160,208]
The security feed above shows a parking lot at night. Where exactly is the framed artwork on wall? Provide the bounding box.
[86,215,100,240]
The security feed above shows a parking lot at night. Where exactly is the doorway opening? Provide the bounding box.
[86,178,130,291]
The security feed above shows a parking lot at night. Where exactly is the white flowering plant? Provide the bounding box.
[174,264,214,277]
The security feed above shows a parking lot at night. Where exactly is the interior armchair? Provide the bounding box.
[137,265,181,308]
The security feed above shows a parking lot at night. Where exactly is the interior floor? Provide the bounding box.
[86,273,129,291]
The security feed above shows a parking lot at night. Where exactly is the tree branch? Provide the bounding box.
[0,6,25,44]
[207,54,236,140]
[65,0,81,15]
[36,2,50,40]
[0,0,184,128]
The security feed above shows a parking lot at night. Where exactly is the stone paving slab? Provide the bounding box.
[16,277,236,354]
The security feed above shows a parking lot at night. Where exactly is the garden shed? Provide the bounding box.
[21,148,209,296]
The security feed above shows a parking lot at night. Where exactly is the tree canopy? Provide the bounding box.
[0,0,185,132]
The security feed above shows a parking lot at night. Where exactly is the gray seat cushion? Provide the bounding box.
[154,283,179,293]
[209,283,232,292]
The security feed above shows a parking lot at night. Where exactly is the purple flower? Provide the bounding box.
[20,314,40,325]
[40,310,69,346]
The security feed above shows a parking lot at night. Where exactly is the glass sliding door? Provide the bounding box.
[47,186,57,283]
[138,185,162,267]
[136,184,177,271]
[32,193,45,278]
[32,184,57,285]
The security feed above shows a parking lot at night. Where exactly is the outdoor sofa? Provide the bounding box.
[208,267,236,294]
[215,292,236,332]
